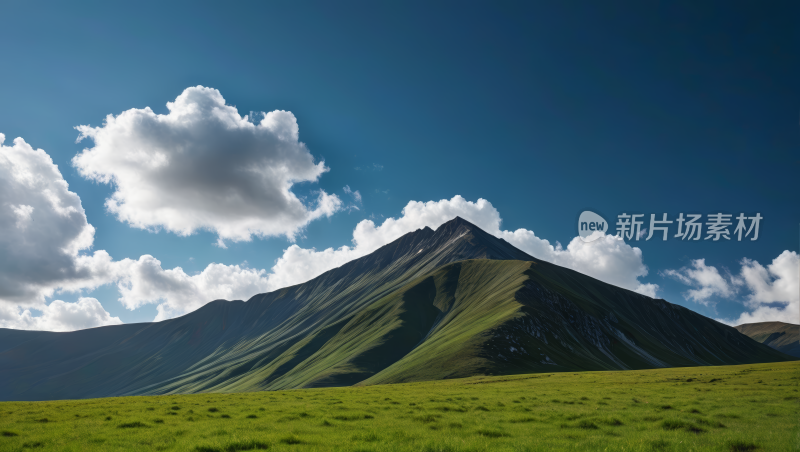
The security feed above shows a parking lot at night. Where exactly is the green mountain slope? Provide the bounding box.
[0,218,794,401]
[0,218,531,400]
[735,322,800,358]
[362,258,794,385]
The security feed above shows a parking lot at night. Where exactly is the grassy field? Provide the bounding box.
[0,361,797,452]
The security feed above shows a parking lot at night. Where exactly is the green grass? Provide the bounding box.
[0,361,797,451]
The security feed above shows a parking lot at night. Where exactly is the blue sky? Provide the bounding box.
[0,0,797,330]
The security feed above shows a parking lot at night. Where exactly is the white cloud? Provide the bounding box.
[0,298,122,332]
[661,258,736,305]
[110,256,272,321]
[72,85,341,243]
[0,133,658,327]
[11,204,34,229]
[633,283,660,299]
[0,134,104,306]
[737,251,798,307]
[728,303,799,326]
[343,185,362,204]
[263,196,658,297]
[664,251,799,325]
[0,132,276,329]
[725,251,799,325]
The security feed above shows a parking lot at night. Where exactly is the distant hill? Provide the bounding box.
[735,322,800,358]
[0,217,794,401]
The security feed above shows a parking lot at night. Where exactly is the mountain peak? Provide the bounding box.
[294,216,531,293]
[431,216,481,239]
[396,216,535,264]
[441,216,476,228]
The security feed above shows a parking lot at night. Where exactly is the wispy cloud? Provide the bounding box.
[661,259,736,305]
[354,163,384,171]
[343,185,362,212]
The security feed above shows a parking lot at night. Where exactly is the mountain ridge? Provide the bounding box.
[735,321,799,358]
[0,217,793,401]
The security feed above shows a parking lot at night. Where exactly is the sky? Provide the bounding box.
[0,0,797,331]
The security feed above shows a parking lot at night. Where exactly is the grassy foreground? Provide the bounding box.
[0,362,798,452]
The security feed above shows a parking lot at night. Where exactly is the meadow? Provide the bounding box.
[0,361,797,452]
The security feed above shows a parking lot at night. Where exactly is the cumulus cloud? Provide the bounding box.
[727,251,799,325]
[660,259,736,305]
[263,196,659,297]
[72,86,341,243]
[729,302,799,326]
[664,251,799,325]
[0,298,122,332]
[43,250,274,323]
[0,134,105,306]
[0,131,658,328]
[111,256,271,321]
[0,132,275,329]
[737,251,798,307]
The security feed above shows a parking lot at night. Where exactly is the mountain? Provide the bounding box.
[735,322,800,358]
[0,217,794,401]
